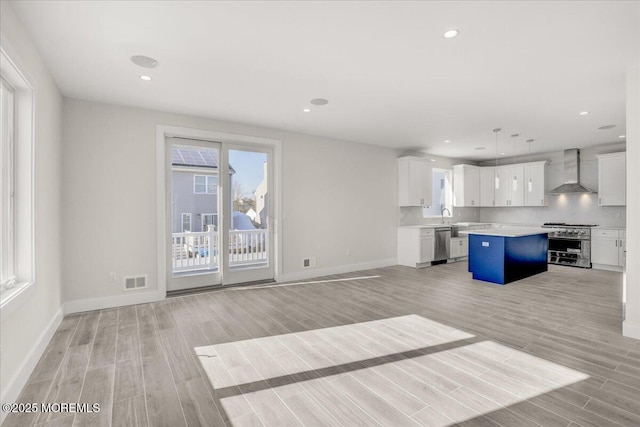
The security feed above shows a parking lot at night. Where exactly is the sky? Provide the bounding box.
[229,149,267,197]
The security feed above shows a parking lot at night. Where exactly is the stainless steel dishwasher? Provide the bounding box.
[434,227,451,262]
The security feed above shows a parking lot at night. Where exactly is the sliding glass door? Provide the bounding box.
[166,138,274,292]
[222,146,274,285]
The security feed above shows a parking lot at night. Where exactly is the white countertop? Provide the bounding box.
[592,225,626,230]
[459,227,551,237]
[398,222,491,229]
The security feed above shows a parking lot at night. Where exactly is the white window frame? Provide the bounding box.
[181,213,192,232]
[201,213,217,231]
[193,174,217,194]
[194,175,206,194]
[1,77,15,291]
[0,47,35,318]
[423,168,453,218]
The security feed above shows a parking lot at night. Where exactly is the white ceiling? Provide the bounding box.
[10,1,640,159]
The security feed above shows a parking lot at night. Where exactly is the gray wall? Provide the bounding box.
[171,170,218,232]
[61,98,399,302]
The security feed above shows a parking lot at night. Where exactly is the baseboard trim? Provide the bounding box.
[278,258,396,284]
[623,319,640,339]
[64,290,165,315]
[592,263,623,272]
[0,307,63,425]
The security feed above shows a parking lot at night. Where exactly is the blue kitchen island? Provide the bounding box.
[463,227,550,285]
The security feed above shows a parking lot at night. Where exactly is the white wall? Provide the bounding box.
[624,65,640,339]
[61,99,398,305]
[0,0,63,410]
[478,143,626,226]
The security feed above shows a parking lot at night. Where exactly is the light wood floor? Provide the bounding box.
[4,262,640,427]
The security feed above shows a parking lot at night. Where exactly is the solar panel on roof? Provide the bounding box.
[171,146,219,168]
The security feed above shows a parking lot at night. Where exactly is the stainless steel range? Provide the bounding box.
[541,223,597,268]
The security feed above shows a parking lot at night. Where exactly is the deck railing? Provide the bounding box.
[171,227,267,272]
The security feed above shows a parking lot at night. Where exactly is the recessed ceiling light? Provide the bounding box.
[303,108,311,113]
[429,158,437,162]
[579,111,590,116]
[139,75,152,81]
[131,55,158,68]
[500,152,505,156]
[443,29,459,39]
[598,124,616,130]
[619,135,626,138]
[310,98,329,106]
[474,147,486,150]
[444,140,451,143]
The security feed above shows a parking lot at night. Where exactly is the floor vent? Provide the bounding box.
[124,275,147,290]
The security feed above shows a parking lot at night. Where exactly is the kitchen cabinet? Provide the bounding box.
[592,228,625,271]
[450,236,468,258]
[397,227,434,267]
[453,165,480,207]
[596,152,626,206]
[495,165,524,206]
[479,167,496,207]
[398,157,432,207]
[619,230,626,267]
[524,161,548,206]
[452,161,546,208]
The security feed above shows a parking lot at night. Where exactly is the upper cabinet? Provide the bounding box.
[524,161,548,206]
[452,165,480,207]
[495,165,524,206]
[479,167,496,207]
[398,157,432,207]
[596,152,626,206]
[455,161,547,208]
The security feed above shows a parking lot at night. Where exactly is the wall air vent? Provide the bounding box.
[124,275,147,290]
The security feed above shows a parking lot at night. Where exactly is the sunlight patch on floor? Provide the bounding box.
[195,315,588,426]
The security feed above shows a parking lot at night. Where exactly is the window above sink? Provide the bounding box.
[423,168,453,218]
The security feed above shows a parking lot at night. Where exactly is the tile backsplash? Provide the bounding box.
[399,195,625,227]
[479,193,626,227]
[399,207,481,226]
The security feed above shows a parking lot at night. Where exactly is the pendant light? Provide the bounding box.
[493,128,501,189]
[526,139,534,192]
[511,133,519,191]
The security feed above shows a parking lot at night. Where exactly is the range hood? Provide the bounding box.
[549,148,596,194]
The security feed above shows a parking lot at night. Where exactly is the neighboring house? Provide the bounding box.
[254,160,268,226]
[245,208,257,222]
[171,146,234,233]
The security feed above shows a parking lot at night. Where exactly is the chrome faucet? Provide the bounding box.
[441,207,451,223]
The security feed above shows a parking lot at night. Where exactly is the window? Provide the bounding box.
[194,175,217,194]
[423,168,453,217]
[181,213,191,232]
[1,48,34,310]
[1,77,15,292]
[201,213,217,231]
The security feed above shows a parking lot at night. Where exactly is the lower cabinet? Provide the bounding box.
[592,228,625,271]
[450,237,468,258]
[398,227,434,267]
